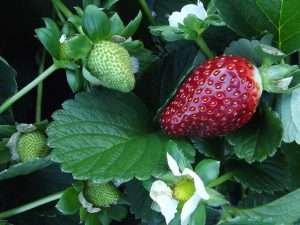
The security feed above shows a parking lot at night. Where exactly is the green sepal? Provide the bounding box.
[110,13,125,35]
[150,25,184,42]
[66,69,84,93]
[195,159,220,184]
[61,34,93,61]
[102,0,119,9]
[255,44,286,66]
[260,64,300,93]
[167,140,192,171]
[35,18,61,59]
[189,203,206,225]
[205,188,228,207]
[121,40,157,74]
[121,11,142,38]
[56,186,81,215]
[181,15,207,40]
[82,5,111,42]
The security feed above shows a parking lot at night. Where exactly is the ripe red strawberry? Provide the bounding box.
[160,55,262,138]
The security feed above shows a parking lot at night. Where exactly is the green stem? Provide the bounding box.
[51,0,73,18]
[0,191,63,219]
[0,64,59,114]
[35,51,46,123]
[207,172,235,188]
[138,0,156,25]
[195,36,214,59]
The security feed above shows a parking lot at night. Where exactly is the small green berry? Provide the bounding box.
[173,178,195,203]
[84,181,120,207]
[86,41,135,93]
[17,131,49,162]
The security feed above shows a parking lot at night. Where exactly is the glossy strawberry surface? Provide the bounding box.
[160,55,262,138]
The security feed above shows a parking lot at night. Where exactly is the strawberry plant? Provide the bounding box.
[1,0,300,225]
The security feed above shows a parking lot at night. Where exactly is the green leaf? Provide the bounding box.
[226,188,300,224]
[0,125,16,138]
[215,0,300,54]
[189,203,206,225]
[220,217,275,225]
[276,88,300,144]
[56,187,81,215]
[0,140,10,165]
[82,5,111,42]
[106,205,127,222]
[230,156,290,194]
[0,157,52,181]
[226,106,283,163]
[238,192,284,209]
[214,0,276,37]
[191,137,225,160]
[48,89,191,182]
[124,180,163,224]
[121,11,142,38]
[282,142,300,189]
[35,18,61,59]
[195,159,220,184]
[0,57,17,124]
[224,38,262,66]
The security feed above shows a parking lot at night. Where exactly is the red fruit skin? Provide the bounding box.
[160,55,262,138]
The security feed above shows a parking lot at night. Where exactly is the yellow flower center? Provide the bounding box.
[173,178,195,203]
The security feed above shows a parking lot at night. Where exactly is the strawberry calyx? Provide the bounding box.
[258,64,299,93]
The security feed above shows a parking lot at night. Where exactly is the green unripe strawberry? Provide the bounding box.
[86,41,135,93]
[84,181,120,207]
[17,131,49,162]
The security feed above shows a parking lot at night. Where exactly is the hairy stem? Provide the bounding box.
[208,172,235,188]
[138,0,156,25]
[195,36,214,59]
[0,64,58,114]
[35,51,46,123]
[0,191,63,219]
[51,0,73,18]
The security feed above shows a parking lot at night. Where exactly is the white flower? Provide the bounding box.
[168,0,207,28]
[150,153,209,225]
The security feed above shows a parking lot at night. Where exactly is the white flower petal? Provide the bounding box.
[167,153,182,176]
[181,0,207,20]
[182,168,209,200]
[168,11,185,28]
[150,180,179,224]
[59,34,67,43]
[180,193,201,225]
